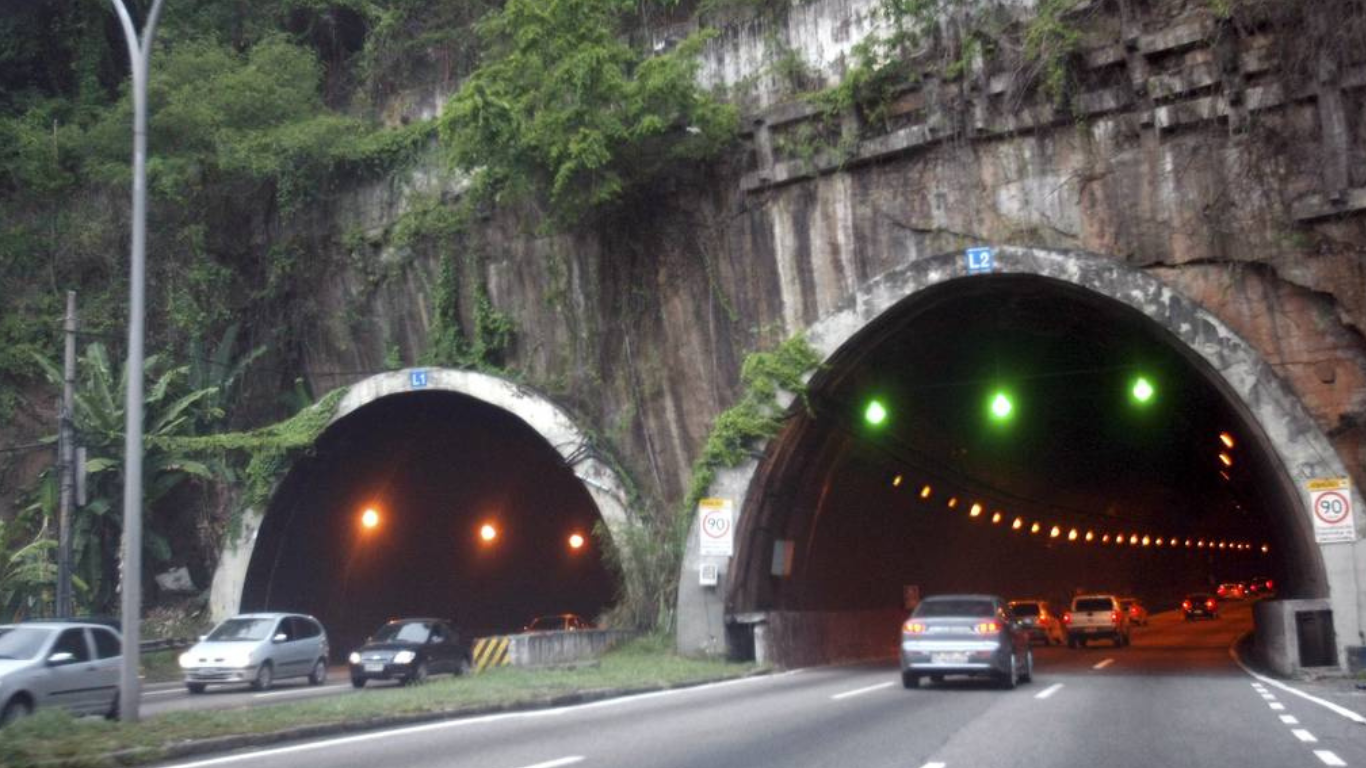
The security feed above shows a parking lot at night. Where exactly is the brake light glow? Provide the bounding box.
[974,621,1001,635]
[1062,612,1072,624]
[904,621,927,634]
[1110,610,1120,625]
[1205,599,1216,610]
[1182,600,1192,611]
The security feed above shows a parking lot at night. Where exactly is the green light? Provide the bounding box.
[989,391,1013,421]
[864,399,888,426]
[1131,376,1155,404]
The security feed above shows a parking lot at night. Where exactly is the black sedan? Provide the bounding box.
[348,619,472,687]
[1182,593,1220,620]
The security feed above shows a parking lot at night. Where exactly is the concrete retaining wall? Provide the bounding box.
[1253,598,1338,677]
[759,609,905,669]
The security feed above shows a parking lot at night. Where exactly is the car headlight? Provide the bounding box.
[348,652,361,665]
[226,653,253,668]
[393,650,416,665]
[179,652,195,668]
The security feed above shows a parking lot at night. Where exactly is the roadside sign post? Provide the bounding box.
[1307,477,1356,544]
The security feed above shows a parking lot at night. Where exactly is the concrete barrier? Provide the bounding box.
[472,630,637,672]
[1254,598,1338,677]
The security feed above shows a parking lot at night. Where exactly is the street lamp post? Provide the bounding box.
[110,0,166,724]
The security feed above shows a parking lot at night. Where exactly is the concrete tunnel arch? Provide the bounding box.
[208,368,639,625]
[677,245,1365,670]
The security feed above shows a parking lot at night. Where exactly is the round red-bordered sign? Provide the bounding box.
[1314,491,1350,525]
[702,509,731,538]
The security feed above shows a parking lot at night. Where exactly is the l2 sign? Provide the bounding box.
[966,246,995,274]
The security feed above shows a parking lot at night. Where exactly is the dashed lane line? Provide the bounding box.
[1270,702,1286,711]
[919,763,946,768]
[1314,751,1347,767]
[1034,684,1064,700]
[1280,715,1300,725]
[1292,729,1319,743]
[1231,640,1366,725]
[1091,658,1115,670]
[517,758,583,768]
[832,682,894,700]
[1261,693,1277,700]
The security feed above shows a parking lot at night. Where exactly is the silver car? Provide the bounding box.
[0,621,123,725]
[179,612,329,693]
[900,594,1033,689]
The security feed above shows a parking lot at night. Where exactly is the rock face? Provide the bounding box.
[304,0,1366,520]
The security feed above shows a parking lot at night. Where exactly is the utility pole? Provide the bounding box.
[110,0,166,724]
[56,290,77,618]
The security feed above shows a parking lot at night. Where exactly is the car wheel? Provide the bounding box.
[0,696,32,726]
[901,670,920,689]
[350,676,366,689]
[457,656,472,676]
[186,682,207,694]
[1020,651,1034,684]
[1000,655,1018,690]
[251,662,274,692]
[406,661,429,686]
[308,659,328,686]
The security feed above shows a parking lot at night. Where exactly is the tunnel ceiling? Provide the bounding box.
[732,275,1296,614]
[242,390,616,651]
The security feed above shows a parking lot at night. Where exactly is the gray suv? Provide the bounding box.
[179,612,329,692]
[0,621,123,725]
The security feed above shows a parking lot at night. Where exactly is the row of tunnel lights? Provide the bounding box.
[358,508,589,551]
[888,473,1271,555]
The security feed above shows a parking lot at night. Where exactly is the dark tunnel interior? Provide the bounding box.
[731,275,1316,618]
[241,391,617,653]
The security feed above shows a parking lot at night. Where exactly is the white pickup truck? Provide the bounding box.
[1064,594,1131,648]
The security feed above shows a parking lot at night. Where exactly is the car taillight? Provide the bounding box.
[1062,612,1072,624]
[1182,600,1192,611]
[1110,610,1120,625]
[1130,607,1140,617]
[974,621,1000,635]
[1206,599,1216,610]
[1266,579,1274,590]
[903,621,927,634]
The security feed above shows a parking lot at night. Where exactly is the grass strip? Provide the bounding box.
[0,637,758,768]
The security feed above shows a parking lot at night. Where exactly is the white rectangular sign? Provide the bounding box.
[698,497,735,557]
[1308,477,1356,544]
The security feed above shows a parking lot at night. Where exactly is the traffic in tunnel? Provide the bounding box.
[240,390,617,653]
[727,275,1318,645]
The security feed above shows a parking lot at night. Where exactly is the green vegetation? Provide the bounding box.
[0,637,760,768]
[438,0,739,225]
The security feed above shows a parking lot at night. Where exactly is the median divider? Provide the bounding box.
[471,630,638,673]
[472,635,513,672]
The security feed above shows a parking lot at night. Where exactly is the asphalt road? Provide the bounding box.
[151,602,1366,768]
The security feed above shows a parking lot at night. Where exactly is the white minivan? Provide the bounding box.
[179,612,329,693]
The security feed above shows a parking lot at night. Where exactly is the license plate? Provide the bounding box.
[931,652,968,665]
[364,663,384,672]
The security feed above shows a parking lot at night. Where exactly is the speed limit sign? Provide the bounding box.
[1307,477,1356,543]
[698,498,735,557]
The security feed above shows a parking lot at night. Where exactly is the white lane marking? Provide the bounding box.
[919,763,946,768]
[832,682,894,700]
[159,672,788,768]
[143,688,186,697]
[254,684,350,699]
[1314,750,1347,767]
[1279,715,1299,725]
[1270,702,1286,711]
[1260,693,1277,700]
[1292,729,1318,743]
[517,758,583,768]
[1091,658,1115,670]
[1231,642,1366,725]
[1034,683,1064,700]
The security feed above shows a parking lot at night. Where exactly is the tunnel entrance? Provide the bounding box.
[232,372,629,654]
[678,247,1358,670]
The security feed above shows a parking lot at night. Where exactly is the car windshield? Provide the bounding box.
[1074,598,1113,612]
[914,599,995,618]
[0,627,52,660]
[207,618,276,642]
[1011,603,1041,617]
[528,617,564,630]
[373,622,432,643]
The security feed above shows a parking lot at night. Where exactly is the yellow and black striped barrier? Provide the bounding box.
[472,635,512,673]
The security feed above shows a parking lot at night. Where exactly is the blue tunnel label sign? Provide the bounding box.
[966,246,995,274]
